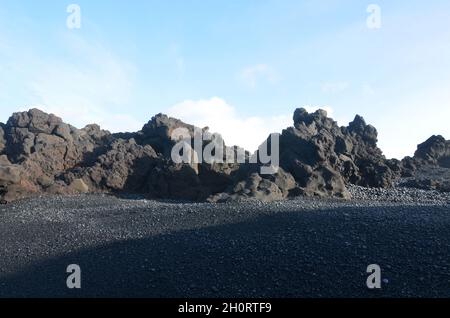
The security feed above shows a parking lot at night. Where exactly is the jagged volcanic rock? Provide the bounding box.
[0,107,447,203]
[61,113,240,201]
[400,135,450,192]
[207,166,297,203]
[0,109,112,200]
[62,138,159,193]
[210,108,402,201]
[414,135,450,167]
[282,108,401,191]
[0,123,5,154]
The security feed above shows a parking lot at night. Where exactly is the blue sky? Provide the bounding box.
[1,0,450,158]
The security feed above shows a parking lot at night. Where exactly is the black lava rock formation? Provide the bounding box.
[0,108,448,203]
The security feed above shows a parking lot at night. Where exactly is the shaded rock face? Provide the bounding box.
[63,138,159,193]
[400,135,450,192]
[277,108,400,198]
[0,124,5,154]
[414,135,450,168]
[208,108,403,202]
[136,114,240,201]
[208,166,297,203]
[0,107,445,203]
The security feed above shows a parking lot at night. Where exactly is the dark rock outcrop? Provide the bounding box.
[207,166,297,202]
[62,138,159,193]
[0,107,447,203]
[414,135,450,168]
[137,113,241,200]
[278,108,400,198]
[0,123,5,154]
[0,109,112,199]
[400,135,450,192]
[208,108,403,201]
[60,113,240,201]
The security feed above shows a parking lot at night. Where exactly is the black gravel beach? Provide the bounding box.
[1,187,449,298]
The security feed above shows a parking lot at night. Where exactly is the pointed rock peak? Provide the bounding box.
[349,115,367,129]
[152,113,169,121]
[421,135,446,145]
[293,108,309,123]
[293,107,330,126]
[414,135,449,162]
[315,109,328,118]
[347,114,378,144]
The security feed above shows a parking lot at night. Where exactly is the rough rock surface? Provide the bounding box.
[400,135,450,192]
[208,167,297,203]
[0,109,112,201]
[0,107,448,203]
[0,124,5,154]
[63,138,159,193]
[212,108,402,201]
[16,112,240,202]
[414,135,450,166]
[135,113,244,201]
[279,108,401,197]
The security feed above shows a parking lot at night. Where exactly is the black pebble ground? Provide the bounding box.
[1,186,449,298]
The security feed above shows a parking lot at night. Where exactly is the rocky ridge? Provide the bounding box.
[0,107,449,203]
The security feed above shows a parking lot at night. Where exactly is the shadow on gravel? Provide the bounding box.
[1,206,450,298]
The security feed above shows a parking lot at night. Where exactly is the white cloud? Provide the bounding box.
[167,97,289,151]
[166,97,333,152]
[239,64,279,88]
